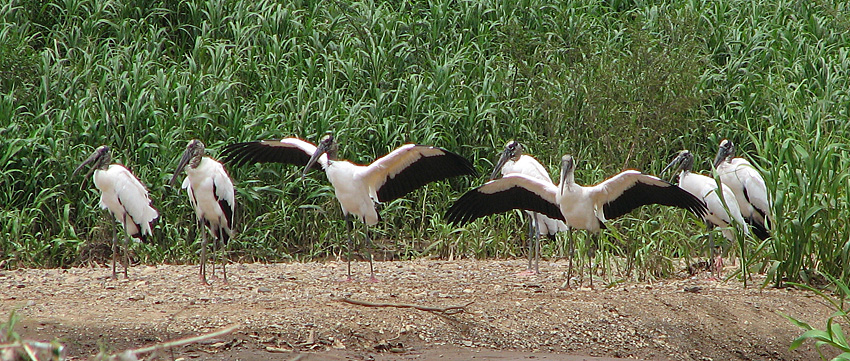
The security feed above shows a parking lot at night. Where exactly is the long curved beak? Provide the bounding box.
[712,147,727,169]
[73,151,99,177]
[169,148,193,186]
[302,142,328,180]
[661,154,682,181]
[489,149,512,181]
[73,151,101,191]
[559,156,573,196]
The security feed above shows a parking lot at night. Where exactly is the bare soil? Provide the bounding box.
[0,259,835,360]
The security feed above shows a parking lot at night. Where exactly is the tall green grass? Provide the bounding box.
[0,0,847,286]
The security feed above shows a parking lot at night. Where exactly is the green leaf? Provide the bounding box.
[781,312,814,331]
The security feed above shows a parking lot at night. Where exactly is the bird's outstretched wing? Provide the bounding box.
[592,170,707,220]
[445,174,563,225]
[221,138,327,170]
[363,144,477,202]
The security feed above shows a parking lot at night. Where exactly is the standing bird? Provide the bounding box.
[447,154,707,286]
[170,140,235,285]
[663,150,748,274]
[221,133,477,281]
[713,139,770,239]
[491,141,568,276]
[74,145,159,279]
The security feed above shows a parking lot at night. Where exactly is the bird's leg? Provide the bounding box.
[220,228,228,284]
[527,216,534,273]
[365,227,378,283]
[111,216,118,280]
[588,234,599,289]
[531,216,542,274]
[120,213,130,279]
[200,222,209,285]
[344,214,354,282]
[516,215,536,277]
[707,225,718,280]
[122,231,131,279]
[209,228,216,279]
[577,233,585,288]
[564,229,575,288]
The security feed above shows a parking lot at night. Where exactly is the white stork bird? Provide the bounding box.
[170,139,235,285]
[74,145,159,279]
[447,154,707,286]
[713,139,770,239]
[221,133,477,281]
[491,141,569,276]
[663,150,748,274]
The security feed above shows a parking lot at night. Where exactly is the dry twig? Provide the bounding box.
[340,297,473,315]
[104,324,240,361]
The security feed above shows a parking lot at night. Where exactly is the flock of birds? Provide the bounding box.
[74,134,771,285]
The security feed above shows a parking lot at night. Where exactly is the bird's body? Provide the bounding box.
[171,140,235,285]
[675,168,747,242]
[713,140,770,239]
[94,164,158,241]
[325,160,381,225]
[499,154,569,235]
[664,149,748,276]
[222,134,477,281]
[448,155,707,286]
[491,142,568,275]
[75,146,158,279]
[181,157,235,235]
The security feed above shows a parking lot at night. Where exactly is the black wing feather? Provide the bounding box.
[746,216,770,240]
[377,147,477,202]
[446,185,564,225]
[221,141,321,170]
[602,181,707,220]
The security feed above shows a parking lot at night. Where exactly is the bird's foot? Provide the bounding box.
[515,269,538,277]
[206,274,227,284]
[368,276,380,283]
[713,256,725,274]
[338,276,355,283]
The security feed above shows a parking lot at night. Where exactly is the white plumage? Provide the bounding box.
[665,150,748,241]
[447,154,707,286]
[663,150,749,275]
[222,133,477,281]
[171,140,235,285]
[449,155,706,235]
[75,145,158,279]
[713,139,770,239]
[491,141,568,275]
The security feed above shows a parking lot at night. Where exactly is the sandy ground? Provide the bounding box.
[0,259,836,360]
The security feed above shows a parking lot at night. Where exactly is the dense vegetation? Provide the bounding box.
[1,0,848,287]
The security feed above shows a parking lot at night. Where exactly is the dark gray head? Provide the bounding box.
[73,145,112,177]
[662,150,694,177]
[559,154,576,194]
[713,139,735,168]
[303,132,337,179]
[490,140,524,180]
[170,139,206,186]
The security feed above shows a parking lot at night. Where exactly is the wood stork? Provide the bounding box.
[713,139,770,239]
[170,140,235,285]
[221,133,477,281]
[73,145,158,279]
[446,154,707,286]
[662,150,748,274]
[491,141,569,276]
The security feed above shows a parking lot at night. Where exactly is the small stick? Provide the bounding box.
[113,324,240,359]
[340,297,473,315]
